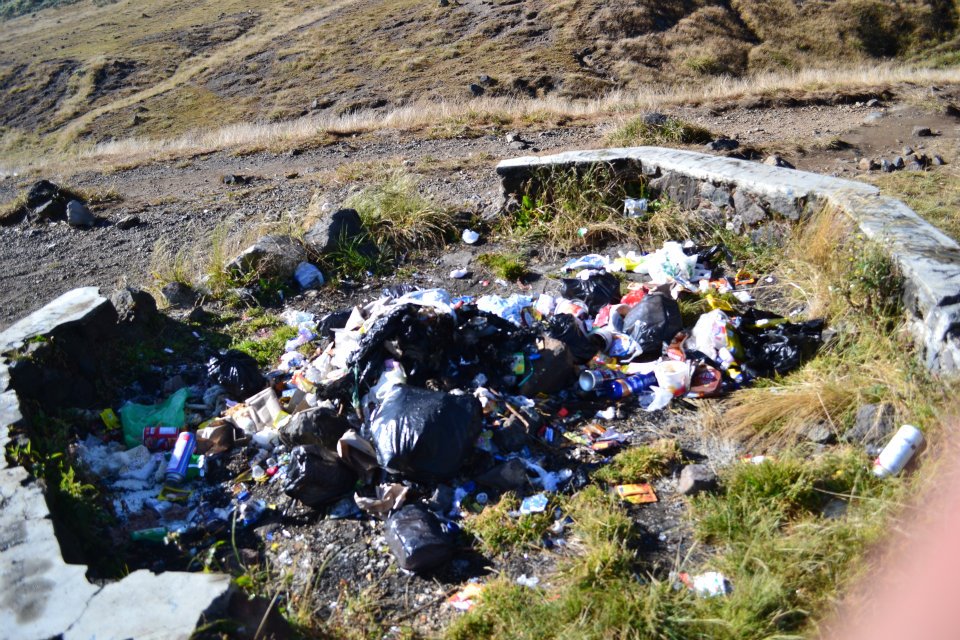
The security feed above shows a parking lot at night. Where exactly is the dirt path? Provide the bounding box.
[1,94,957,328]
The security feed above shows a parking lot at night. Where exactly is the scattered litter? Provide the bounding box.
[873,424,924,478]
[448,583,485,611]
[450,268,470,279]
[614,483,658,504]
[516,574,540,588]
[462,229,480,244]
[681,571,732,598]
[519,493,549,514]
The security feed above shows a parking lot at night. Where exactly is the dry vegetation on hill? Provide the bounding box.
[1,0,959,159]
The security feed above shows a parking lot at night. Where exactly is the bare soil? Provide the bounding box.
[2,91,959,329]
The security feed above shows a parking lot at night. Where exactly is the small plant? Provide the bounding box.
[232,323,298,367]
[345,169,456,255]
[464,492,561,554]
[503,164,645,253]
[592,439,681,484]
[476,252,528,281]
[606,116,714,147]
[319,231,383,281]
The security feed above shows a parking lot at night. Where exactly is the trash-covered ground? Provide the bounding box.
[64,231,839,634]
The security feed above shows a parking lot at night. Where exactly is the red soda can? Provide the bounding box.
[143,426,180,451]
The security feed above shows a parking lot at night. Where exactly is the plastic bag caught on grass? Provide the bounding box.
[367,385,482,480]
[385,504,453,572]
[119,387,189,449]
[740,319,824,377]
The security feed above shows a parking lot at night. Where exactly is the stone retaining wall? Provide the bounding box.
[497,147,960,374]
[0,288,232,640]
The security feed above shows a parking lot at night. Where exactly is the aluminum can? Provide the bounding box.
[165,432,197,484]
[873,424,924,478]
[143,426,180,451]
[579,368,624,391]
[596,372,657,399]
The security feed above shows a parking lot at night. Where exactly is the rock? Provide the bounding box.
[438,0,449,6]
[33,199,65,220]
[161,281,197,310]
[222,174,252,185]
[865,98,880,107]
[902,145,914,156]
[643,112,668,126]
[109,287,158,324]
[187,306,211,323]
[806,422,836,444]
[63,570,233,640]
[469,83,484,97]
[131,113,144,126]
[911,126,933,137]
[932,155,945,165]
[227,234,307,281]
[677,464,717,496]
[478,74,492,85]
[492,415,528,452]
[893,156,905,170]
[821,498,848,519]
[279,407,349,449]
[310,98,319,110]
[519,337,576,396]
[763,154,795,169]
[509,140,528,150]
[476,458,531,491]
[732,189,767,226]
[880,159,894,172]
[705,138,739,152]
[303,208,367,255]
[908,160,926,172]
[66,200,94,227]
[858,157,878,171]
[26,179,61,209]
[844,403,896,450]
[116,214,140,229]
[505,131,521,143]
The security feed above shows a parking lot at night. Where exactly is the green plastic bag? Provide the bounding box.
[119,388,190,448]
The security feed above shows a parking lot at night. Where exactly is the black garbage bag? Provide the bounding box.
[545,313,598,365]
[384,504,452,572]
[560,272,621,315]
[283,445,358,508]
[740,319,824,378]
[279,407,350,449]
[622,292,683,359]
[317,308,352,339]
[367,384,482,480]
[207,350,267,400]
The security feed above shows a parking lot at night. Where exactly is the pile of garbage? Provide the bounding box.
[76,240,825,577]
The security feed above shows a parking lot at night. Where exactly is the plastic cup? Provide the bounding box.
[654,361,691,396]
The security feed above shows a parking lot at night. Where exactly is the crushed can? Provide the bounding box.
[165,431,197,484]
[143,426,180,451]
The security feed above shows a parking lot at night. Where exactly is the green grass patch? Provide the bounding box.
[345,169,456,256]
[592,439,681,485]
[862,168,960,241]
[231,320,297,367]
[502,163,647,254]
[606,116,714,148]
[464,492,562,555]
[476,252,529,281]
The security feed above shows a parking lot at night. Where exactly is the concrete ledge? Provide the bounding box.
[497,146,960,374]
[0,288,233,640]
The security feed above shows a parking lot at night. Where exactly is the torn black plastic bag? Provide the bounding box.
[740,319,824,378]
[545,314,598,365]
[560,272,621,315]
[384,504,452,572]
[367,384,482,480]
[207,350,267,400]
[622,292,683,358]
[283,445,358,508]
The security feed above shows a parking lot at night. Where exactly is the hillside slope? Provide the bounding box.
[1,0,958,152]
